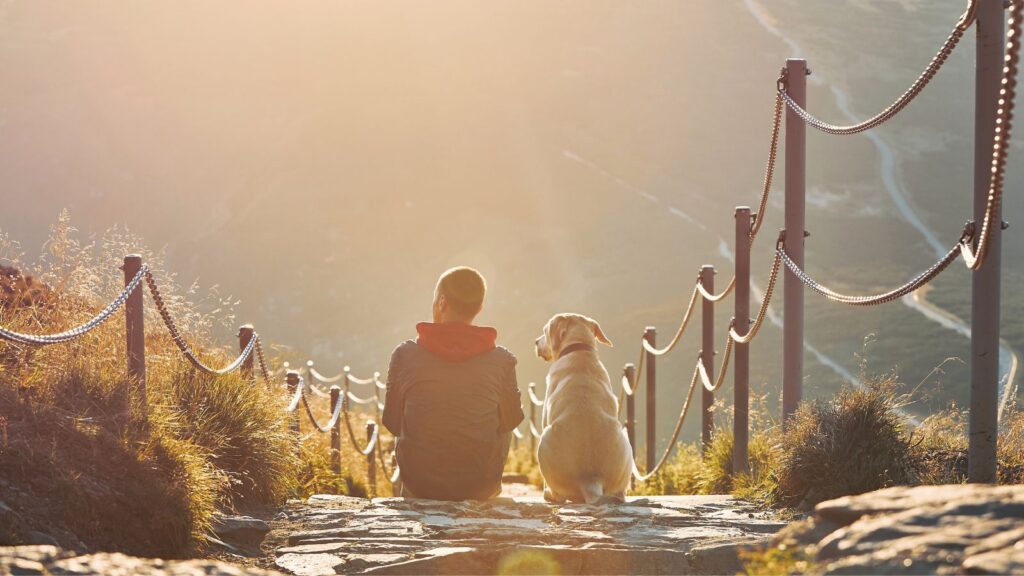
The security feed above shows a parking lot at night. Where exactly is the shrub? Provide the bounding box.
[771,376,915,509]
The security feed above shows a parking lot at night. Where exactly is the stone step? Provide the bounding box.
[264,494,786,575]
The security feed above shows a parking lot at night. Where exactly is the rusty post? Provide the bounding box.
[783,58,807,425]
[969,0,1004,484]
[238,324,255,382]
[734,207,752,474]
[330,386,341,474]
[701,265,715,452]
[644,327,657,471]
[123,255,146,421]
[624,364,637,458]
[286,371,301,436]
[366,421,377,499]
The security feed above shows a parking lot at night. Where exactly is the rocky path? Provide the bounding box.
[260,491,785,575]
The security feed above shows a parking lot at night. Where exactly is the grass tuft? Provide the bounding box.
[771,376,915,509]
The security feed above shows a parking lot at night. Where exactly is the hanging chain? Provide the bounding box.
[0,266,147,346]
[778,0,977,135]
[145,270,255,375]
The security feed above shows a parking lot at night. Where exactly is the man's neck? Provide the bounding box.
[435,316,474,325]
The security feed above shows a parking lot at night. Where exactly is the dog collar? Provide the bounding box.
[557,342,597,359]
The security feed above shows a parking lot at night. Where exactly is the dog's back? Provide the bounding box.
[538,353,632,504]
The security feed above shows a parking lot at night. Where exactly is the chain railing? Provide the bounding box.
[283,369,396,498]
[0,265,146,345]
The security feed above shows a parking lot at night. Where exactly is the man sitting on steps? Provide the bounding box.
[382,266,524,500]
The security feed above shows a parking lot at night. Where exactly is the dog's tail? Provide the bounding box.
[580,478,604,505]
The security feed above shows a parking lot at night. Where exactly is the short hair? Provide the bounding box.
[436,266,486,319]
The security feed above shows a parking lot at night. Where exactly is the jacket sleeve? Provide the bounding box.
[497,357,525,434]
[382,346,405,436]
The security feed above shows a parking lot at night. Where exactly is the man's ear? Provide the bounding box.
[586,317,613,347]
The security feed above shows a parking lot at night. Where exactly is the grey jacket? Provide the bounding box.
[382,340,523,500]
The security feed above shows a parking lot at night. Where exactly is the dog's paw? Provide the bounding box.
[543,488,566,504]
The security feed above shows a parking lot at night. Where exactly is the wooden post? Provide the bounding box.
[366,421,377,499]
[624,364,637,458]
[734,207,753,475]
[969,0,1004,484]
[286,371,301,436]
[783,58,807,424]
[701,265,715,452]
[238,324,255,382]
[330,386,341,474]
[123,255,146,420]
[644,327,657,471]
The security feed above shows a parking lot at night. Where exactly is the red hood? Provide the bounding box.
[416,322,498,361]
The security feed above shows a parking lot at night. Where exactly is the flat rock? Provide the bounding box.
[264,494,784,575]
[771,484,1024,575]
[0,545,282,575]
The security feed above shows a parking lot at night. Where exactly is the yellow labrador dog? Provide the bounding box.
[534,313,631,504]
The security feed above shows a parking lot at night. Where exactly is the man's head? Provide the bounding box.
[432,266,486,324]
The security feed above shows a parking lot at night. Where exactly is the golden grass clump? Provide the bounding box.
[771,376,916,509]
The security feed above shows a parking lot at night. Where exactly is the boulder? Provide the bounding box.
[210,514,271,551]
[770,484,1024,575]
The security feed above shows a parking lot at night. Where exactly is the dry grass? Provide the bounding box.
[0,212,342,556]
[632,394,779,499]
[504,444,544,488]
[913,401,1024,484]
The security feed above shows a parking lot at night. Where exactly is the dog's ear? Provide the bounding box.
[550,315,569,353]
[585,316,613,347]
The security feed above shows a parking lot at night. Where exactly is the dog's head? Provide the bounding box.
[535,313,613,362]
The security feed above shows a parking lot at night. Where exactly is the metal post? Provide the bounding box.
[783,58,807,424]
[969,0,1004,484]
[734,207,753,474]
[366,421,377,499]
[391,453,402,496]
[701,266,715,451]
[238,324,255,382]
[122,255,146,420]
[624,364,637,458]
[286,371,301,435]
[330,386,342,474]
[644,327,657,471]
[528,382,538,456]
